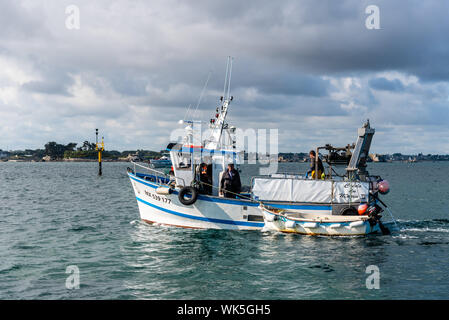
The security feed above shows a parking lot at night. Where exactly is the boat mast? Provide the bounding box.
[205,56,234,151]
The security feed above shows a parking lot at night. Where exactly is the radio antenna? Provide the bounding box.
[192,70,212,120]
[226,57,233,100]
[222,56,230,100]
[182,104,192,121]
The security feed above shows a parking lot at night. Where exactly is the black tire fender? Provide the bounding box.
[340,207,358,216]
[178,186,198,205]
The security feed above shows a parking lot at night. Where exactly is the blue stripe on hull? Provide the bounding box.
[136,197,264,228]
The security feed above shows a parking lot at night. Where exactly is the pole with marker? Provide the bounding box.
[96,129,104,176]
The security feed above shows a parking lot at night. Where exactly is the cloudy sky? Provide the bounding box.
[0,0,448,154]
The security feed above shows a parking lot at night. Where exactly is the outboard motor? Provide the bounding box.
[368,203,383,216]
[366,203,390,234]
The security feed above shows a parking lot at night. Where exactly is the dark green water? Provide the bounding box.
[1,161,448,299]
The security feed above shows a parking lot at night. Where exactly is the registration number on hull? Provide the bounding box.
[145,190,172,204]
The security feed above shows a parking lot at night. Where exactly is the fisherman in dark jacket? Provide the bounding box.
[199,162,213,195]
[306,150,324,179]
[220,164,241,198]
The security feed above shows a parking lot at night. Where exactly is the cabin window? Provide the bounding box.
[174,152,191,169]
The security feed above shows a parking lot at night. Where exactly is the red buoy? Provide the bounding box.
[378,180,390,194]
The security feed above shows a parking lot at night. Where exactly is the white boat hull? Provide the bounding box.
[129,172,336,230]
[129,173,264,230]
[129,172,383,235]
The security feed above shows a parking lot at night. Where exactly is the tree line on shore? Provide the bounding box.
[2,143,448,162]
[0,141,164,161]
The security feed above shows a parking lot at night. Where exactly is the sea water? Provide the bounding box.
[0,161,448,299]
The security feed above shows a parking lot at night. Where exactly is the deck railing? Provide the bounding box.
[129,161,186,187]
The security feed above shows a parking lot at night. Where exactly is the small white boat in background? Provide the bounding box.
[127,58,393,236]
[149,156,172,169]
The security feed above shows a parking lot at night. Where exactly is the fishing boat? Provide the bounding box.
[127,58,393,235]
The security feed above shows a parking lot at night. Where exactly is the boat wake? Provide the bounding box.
[396,218,449,233]
[387,218,449,242]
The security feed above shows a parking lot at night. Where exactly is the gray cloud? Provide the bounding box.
[0,0,448,154]
[369,77,405,92]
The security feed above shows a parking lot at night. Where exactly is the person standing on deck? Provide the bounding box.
[199,163,213,195]
[220,164,241,198]
[306,150,324,179]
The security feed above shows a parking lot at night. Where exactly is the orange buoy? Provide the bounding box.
[358,203,368,215]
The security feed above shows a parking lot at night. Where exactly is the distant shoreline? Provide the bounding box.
[2,159,448,163]
[1,159,136,163]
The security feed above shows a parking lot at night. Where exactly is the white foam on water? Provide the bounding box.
[401,227,449,233]
[392,234,419,239]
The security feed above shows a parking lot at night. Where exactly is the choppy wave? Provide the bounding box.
[2,161,449,299]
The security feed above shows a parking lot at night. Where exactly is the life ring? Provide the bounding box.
[178,186,198,205]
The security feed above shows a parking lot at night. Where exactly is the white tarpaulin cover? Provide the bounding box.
[332,181,369,203]
[252,178,369,203]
